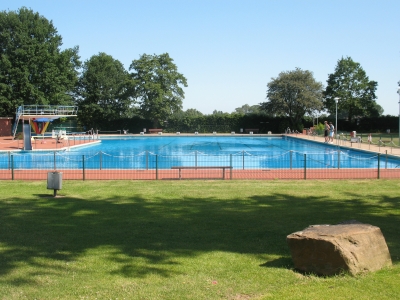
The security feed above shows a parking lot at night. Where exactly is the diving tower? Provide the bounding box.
[12,105,78,150]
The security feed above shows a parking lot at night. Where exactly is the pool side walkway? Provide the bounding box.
[0,136,99,151]
[291,133,400,157]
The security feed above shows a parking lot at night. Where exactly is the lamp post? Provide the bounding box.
[334,97,340,144]
[397,87,400,145]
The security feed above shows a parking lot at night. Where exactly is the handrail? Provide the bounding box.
[12,106,23,139]
[19,105,78,116]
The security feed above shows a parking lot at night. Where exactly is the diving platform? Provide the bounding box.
[12,105,78,149]
[17,105,78,120]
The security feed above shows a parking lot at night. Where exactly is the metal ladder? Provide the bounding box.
[11,106,22,139]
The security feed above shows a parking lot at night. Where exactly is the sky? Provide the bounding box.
[1,0,400,115]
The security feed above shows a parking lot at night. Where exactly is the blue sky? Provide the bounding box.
[2,0,399,115]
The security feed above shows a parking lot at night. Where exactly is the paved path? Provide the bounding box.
[0,136,99,151]
[292,133,400,157]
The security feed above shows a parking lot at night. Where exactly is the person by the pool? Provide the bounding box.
[324,121,330,143]
[329,122,335,143]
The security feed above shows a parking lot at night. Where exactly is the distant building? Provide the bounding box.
[0,117,13,136]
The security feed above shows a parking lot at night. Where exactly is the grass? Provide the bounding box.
[0,179,399,299]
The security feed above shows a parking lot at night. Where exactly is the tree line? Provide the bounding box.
[0,7,392,133]
[0,8,187,130]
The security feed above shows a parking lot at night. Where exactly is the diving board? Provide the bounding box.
[12,105,78,141]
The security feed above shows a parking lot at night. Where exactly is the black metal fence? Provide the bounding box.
[1,150,400,181]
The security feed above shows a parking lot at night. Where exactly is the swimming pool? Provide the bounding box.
[4,136,400,170]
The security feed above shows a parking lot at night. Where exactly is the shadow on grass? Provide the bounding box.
[260,257,293,269]
[0,190,398,283]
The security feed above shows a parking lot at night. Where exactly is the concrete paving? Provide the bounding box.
[292,133,400,157]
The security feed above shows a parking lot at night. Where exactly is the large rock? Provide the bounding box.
[286,222,392,276]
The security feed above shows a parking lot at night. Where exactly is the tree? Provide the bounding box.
[234,104,261,115]
[212,110,227,115]
[75,53,134,129]
[324,57,379,123]
[182,108,203,117]
[260,68,324,129]
[0,7,80,117]
[129,53,187,128]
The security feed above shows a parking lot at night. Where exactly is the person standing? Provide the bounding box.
[329,122,335,143]
[324,121,329,143]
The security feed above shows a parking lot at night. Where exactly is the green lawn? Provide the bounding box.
[0,180,399,299]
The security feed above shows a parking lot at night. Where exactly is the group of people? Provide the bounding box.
[324,121,335,143]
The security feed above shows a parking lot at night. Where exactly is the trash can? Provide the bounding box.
[47,172,62,197]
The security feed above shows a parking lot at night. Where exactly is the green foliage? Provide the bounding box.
[129,53,187,128]
[233,104,261,115]
[0,7,80,117]
[165,113,296,134]
[75,53,134,129]
[324,57,380,123]
[261,68,324,130]
[182,108,203,117]
[314,122,325,135]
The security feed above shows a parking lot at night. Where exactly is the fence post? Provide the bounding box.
[8,151,10,170]
[156,155,158,180]
[377,153,380,179]
[100,151,102,170]
[230,154,233,180]
[54,151,56,170]
[290,150,293,170]
[385,150,387,169]
[195,151,198,168]
[304,154,307,180]
[11,154,14,180]
[337,149,340,169]
[242,151,244,170]
[146,151,149,170]
[82,155,85,181]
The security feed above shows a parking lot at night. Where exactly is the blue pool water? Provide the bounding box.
[73,136,331,155]
[3,136,400,169]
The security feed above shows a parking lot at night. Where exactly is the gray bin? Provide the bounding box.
[47,172,63,190]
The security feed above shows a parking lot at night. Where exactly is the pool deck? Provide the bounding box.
[292,133,400,157]
[1,133,400,157]
[0,136,100,151]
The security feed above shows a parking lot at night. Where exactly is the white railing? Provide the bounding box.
[19,105,78,116]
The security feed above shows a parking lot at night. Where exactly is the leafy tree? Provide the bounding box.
[369,102,383,117]
[75,53,134,129]
[212,110,227,115]
[0,7,80,117]
[234,104,261,115]
[260,68,324,129]
[183,108,203,117]
[171,108,203,118]
[324,57,379,123]
[129,53,187,128]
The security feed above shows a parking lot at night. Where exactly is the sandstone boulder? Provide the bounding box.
[286,222,392,276]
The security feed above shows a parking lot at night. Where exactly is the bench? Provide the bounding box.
[171,166,232,180]
[245,128,259,134]
[149,129,163,134]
